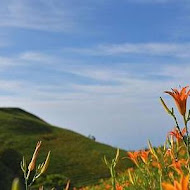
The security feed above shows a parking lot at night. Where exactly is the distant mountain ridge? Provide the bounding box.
[0,107,133,189]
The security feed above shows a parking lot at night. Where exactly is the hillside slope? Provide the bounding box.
[0,108,133,189]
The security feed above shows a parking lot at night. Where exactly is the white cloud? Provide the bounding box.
[0,0,76,32]
[0,56,25,70]
[19,51,61,63]
[0,52,61,71]
[65,43,190,58]
[0,0,107,32]
[0,80,23,91]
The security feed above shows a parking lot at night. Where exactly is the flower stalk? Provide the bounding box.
[21,141,50,190]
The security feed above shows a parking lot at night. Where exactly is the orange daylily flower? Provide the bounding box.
[127,151,139,166]
[165,86,190,116]
[152,161,162,170]
[139,150,149,164]
[169,159,187,174]
[162,175,189,190]
[169,127,186,143]
[116,184,123,190]
[105,184,111,189]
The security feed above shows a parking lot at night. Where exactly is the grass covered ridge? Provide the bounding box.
[0,107,133,189]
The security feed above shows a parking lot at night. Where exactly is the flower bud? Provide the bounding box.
[28,141,42,171]
[160,97,172,115]
[40,151,51,174]
[11,178,21,190]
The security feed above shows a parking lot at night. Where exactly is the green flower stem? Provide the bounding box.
[183,115,190,173]
[159,171,162,190]
[25,178,28,190]
[183,115,189,151]
[171,113,187,147]
[171,113,190,172]
[110,166,116,190]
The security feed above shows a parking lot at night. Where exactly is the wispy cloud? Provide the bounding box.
[0,50,188,103]
[0,0,110,32]
[0,0,78,32]
[19,51,61,63]
[0,80,23,92]
[0,51,62,70]
[65,42,190,58]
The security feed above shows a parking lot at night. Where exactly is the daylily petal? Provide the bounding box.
[165,86,190,116]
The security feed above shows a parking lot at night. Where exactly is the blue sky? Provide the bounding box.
[1,0,190,149]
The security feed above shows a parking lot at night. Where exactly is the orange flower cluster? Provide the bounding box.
[127,150,149,166]
[81,86,190,190]
[162,175,189,190]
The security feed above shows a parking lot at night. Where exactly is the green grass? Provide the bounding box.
[0,107,133,189]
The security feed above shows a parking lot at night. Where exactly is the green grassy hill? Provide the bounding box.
[0,108,133,189]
